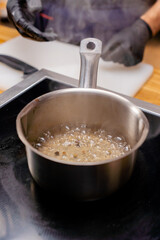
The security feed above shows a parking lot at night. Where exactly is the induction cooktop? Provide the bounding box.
[0,69,160,240]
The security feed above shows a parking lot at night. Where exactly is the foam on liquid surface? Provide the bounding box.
[33,124,131,162]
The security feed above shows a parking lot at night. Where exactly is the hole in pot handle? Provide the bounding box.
[79,38,102,89]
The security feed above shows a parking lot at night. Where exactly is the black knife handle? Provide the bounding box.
[0,54,38,75]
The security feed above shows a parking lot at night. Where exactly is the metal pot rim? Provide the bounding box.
[16,88,149,166]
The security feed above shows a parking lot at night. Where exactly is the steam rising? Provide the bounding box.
[34,0,155,44]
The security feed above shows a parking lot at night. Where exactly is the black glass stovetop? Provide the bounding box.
[1,78,160,240]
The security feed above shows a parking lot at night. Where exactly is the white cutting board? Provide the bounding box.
[0,36,153,96]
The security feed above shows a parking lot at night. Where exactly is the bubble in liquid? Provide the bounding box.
[38,137,46,143]
[35,143,42,149]
[65,125,70,131]
[33,124,131,162]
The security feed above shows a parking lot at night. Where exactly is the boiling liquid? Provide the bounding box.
[33,124,131,162]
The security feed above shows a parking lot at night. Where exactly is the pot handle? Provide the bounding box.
[79,38,102,88]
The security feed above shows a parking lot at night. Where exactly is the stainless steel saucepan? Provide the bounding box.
[16,38,149,201]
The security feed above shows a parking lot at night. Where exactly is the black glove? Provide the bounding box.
[7,0,57,41]
[101,19,152,66]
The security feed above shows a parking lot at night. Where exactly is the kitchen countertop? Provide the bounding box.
[0,24,160,105]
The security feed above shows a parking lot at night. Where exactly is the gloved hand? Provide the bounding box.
[7,0,57,41]
[101,19,152,66]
